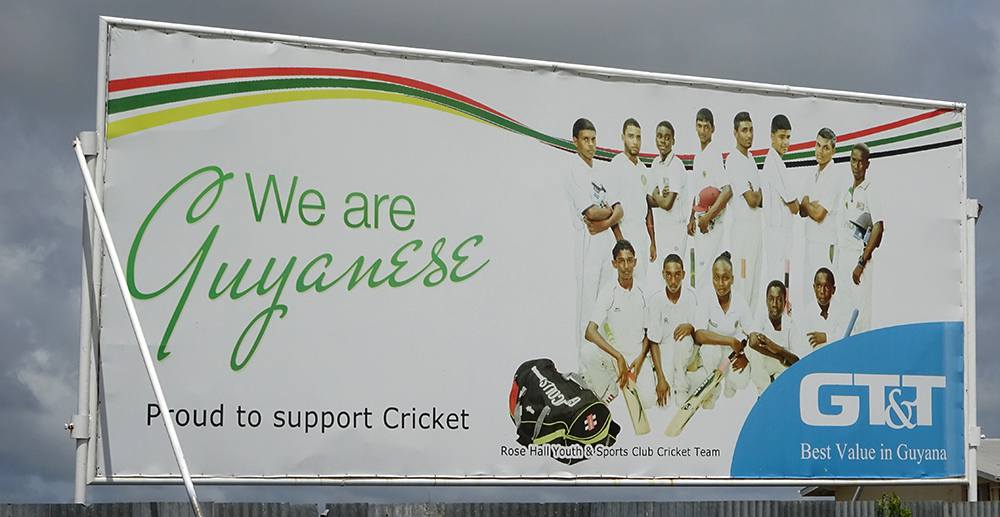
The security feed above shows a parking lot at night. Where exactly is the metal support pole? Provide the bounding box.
[966,197,981,502]
[71,138,204,517]
[69,131,99,504]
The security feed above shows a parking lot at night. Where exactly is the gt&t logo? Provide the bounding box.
[800,373,946,429]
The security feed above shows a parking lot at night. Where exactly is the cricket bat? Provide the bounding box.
[603,322,650,435]
[665,353,733,437]
[621,370,650,435]
[843,308,860,339]
[689,248,696,288]
[783,258,792,315]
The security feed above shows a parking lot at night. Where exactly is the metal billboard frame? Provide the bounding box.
[72,15,978,502]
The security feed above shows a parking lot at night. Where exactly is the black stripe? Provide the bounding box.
[784,139,963,169]
[658,139,962,171]
[867,138,963,159]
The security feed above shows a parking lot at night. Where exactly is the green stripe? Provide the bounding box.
[110,78,961,161]
[109,77,580,153]
[861,121,962,149]
[780,122,962,161]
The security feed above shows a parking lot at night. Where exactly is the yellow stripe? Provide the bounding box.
[107,89,486,139]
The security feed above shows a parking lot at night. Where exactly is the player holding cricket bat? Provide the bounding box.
[745,280,801,394]
[691,252,752,408]
[798,267,849,358]
[644,254,699,406]
[583,240,655,434]
[759,115,799,313]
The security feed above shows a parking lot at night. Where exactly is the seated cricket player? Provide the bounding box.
[798,267,847,358]
[643,254,699,406]
[583,240,652,407]
[692,252,752,408]
[746,280,801,394]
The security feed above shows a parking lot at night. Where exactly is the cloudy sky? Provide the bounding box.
[1,0,998,505]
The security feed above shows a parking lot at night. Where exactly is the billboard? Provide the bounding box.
[87,18,970,483]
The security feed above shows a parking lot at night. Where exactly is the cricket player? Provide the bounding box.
[648,120,689,291]
[644,253,699,406]
[798,267,848,358]
[609,118,655,284]
[564,118,624,348]
[687,108,733,291]
[800,128,851,289]
[834,143,884,332]
[584,240,654,407]
[725,112,764,308]
[759,114,800,309]
[692,252,753,407]
[745,280,801,394]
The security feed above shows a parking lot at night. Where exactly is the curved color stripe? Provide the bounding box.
[110,77,478,114]
[107,89,485,139]
[109,77,580,153]
[777,121,963,162]
[108,67,521,125]
[106,67,961,167]
[107,68,958,159]
[779,107,952,154]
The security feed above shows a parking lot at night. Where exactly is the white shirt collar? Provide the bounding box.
[657,151,675,165]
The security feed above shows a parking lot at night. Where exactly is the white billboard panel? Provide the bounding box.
[89,19,969,483]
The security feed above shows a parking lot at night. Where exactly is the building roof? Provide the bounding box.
[979,438,1000,482]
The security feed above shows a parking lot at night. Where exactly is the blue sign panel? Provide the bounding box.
[732,322,964,478]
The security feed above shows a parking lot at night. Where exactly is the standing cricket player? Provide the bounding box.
[725,112,764,308]
[584,240,653,407]
[564,118,624,348]
[798,267,848,357]
[692,252,752,407]
[687,108,732,291]
[834,143,884,332]
[648,120,689,291]
[644,253,699,405]
[759,115,800,308]
[610,118,655,284]
[800,128,851,288]
[745,280,801,393]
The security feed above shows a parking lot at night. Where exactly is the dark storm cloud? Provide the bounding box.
[0,0,997,503]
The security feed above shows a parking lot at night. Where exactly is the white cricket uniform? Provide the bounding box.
[688,141,731,290]
[746,313,799,394]
[759,149,797,300]
[648,151,690,262]
[834,178,880,333]
[644,286,698,405]
[725,149,764,308]
[563,155,619,350]
[583,281,649,405]
[797,298,848,359]
[803,162,850,287]
[693,289,754,403]
[610,152,652,283]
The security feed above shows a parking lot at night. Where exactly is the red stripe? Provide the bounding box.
[642,109,949,163]
[780,108,952,154]
[110,68,954,160]
[108,67,518,124]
